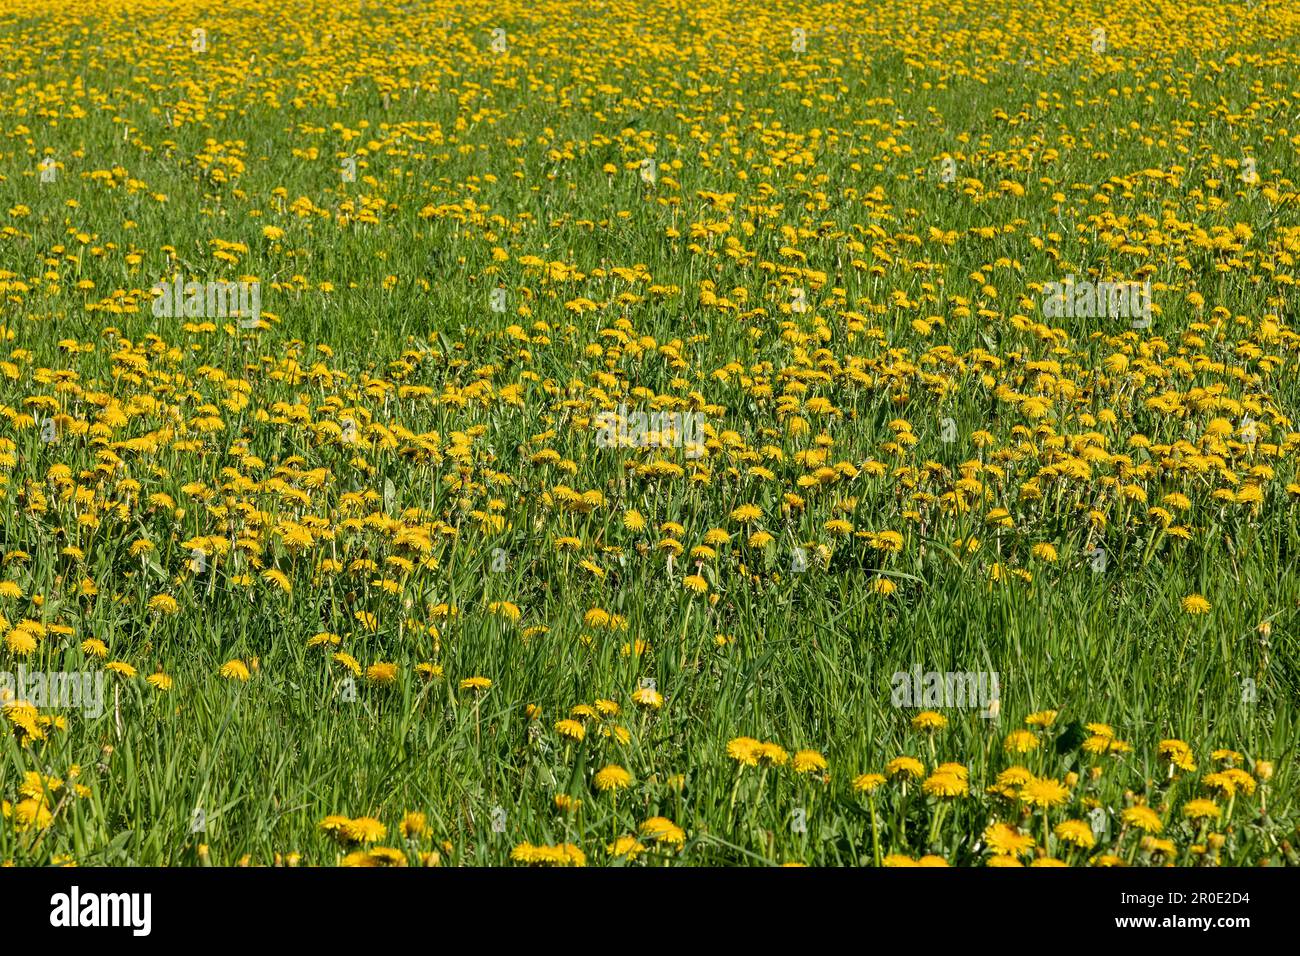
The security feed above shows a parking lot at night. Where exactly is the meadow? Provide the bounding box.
[0,0,1297,866]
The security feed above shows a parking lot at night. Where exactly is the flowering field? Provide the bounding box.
[0,0,1298,867]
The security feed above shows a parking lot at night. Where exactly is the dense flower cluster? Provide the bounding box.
[0,0,1297,865]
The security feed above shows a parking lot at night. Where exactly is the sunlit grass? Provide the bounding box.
[0,0,1297,866]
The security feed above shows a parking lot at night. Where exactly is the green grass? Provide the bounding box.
[0,0,1297,866]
